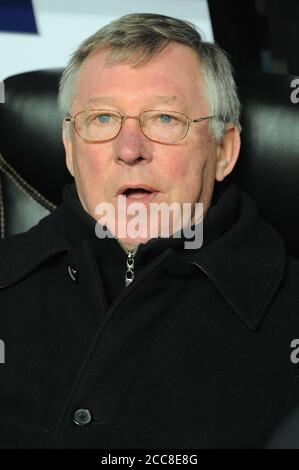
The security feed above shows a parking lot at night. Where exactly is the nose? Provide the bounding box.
[112,115,152,165]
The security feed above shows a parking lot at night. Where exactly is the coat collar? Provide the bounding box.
[184,189,286,331]
[0,184,286,331]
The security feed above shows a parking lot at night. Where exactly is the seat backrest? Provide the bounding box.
[0,69,72,237]
[0,69,298,257]
[233,71,299,258]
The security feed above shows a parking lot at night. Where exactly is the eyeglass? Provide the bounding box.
[65,109,215,144]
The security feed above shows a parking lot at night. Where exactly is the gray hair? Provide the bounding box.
[58,13,242,143]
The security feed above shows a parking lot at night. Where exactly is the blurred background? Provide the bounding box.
[0,0,213,80]
[0,0,298,81]
[208,0,299,75]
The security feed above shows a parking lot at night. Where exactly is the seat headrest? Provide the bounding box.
[0,69,71,206]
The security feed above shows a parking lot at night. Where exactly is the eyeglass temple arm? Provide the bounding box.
[191,115,215,123]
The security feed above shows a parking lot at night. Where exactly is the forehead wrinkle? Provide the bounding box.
[152,95,177,104]
[85,95,177,105]
[84,95,177,111]
[87,96,116,105]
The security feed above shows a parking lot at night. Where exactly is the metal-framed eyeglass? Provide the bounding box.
[65,109,215,144]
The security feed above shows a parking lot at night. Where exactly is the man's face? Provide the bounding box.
[63,42,240,248]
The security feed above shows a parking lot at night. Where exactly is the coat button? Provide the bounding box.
[73,408,92,426]
[68,265,79,283]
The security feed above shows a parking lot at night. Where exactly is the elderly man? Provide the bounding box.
[0,13,298,450]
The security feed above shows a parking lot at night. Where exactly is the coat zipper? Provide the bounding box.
[115,237,140,287]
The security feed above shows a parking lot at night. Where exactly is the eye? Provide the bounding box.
[159,114,174,124]
[96,113,113,124]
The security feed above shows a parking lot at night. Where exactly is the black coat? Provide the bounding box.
[0,183,299,449]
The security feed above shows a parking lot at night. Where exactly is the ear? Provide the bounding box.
[215,124,241,182]
[62,121,74,177]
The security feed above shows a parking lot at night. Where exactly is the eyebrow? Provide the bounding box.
[86,95,177,106]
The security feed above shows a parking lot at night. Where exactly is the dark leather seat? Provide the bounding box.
[0,69,298,257]
[0,69,72,237]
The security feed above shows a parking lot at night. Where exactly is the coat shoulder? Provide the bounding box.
[0,209,71,288]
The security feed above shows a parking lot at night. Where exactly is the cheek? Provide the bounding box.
[158,146,198,181]
[71,141,113,213]
[160,135,216,202]
[73,141,109,180]
[160,146,205,189]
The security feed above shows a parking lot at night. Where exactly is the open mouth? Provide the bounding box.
[117,185,158,202]
[123,188,153,199]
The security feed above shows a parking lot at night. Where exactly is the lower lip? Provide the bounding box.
[125,191,158,205]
